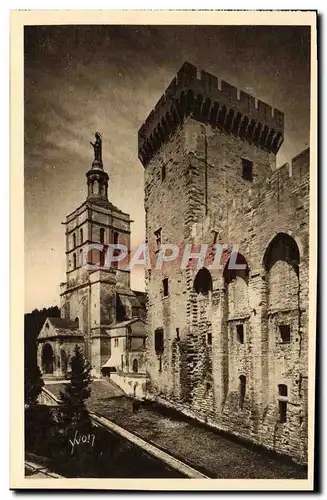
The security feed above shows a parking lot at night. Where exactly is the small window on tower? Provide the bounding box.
[207,332,212,345]
[278,384,288,397]
[80,228,83,244]
[154,228,162,251]
[279,325,291,343]
[114,231,119,245]
[163,278,169,297]
[236,324,244,344]
[73,233,76,248]
[242,158,253,182]
[161,164,166,181]
[100,228,105,244]
[73,253,77,269]
[154,328,164,353]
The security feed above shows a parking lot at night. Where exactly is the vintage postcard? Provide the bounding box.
[10,10,317,490]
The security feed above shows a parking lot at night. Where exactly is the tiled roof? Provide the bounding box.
[132,290,147,308]
[49,318,79,329]
[110,318,145,329]
[38,317,84,340]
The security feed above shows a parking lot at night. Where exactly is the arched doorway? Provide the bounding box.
[132,358,138,373]
[42,343,54,374]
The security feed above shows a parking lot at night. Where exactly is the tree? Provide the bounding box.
[24,364,44,406]
[60,344,92,432]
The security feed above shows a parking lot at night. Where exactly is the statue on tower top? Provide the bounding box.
[90,132,102,162]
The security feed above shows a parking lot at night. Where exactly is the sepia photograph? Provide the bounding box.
[11,10,317,490]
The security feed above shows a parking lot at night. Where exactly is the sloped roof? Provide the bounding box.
[38,317,84,341]
[109,318,145,329]
[48,318,79,329]
[132,290,146,309]
[109,318,146,338]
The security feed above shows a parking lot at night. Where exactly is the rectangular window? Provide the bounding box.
[154,228,162,250]
[242,158,253,182]
[163,278,169,297]
[155,328,164,353]
[176,328,180,340]
[278,384,288,397]
[207,332,212,345]
[158,355,162,372]
[236,324,244,344]
[279,324,291,343]
[161,165,166,181]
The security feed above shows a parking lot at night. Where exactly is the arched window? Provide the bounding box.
[74,317,79,328]
[114,231,119,244]
[100,228,105,244]
[73,233,76,248]
[239,375,246,408]
[132,359,138,373]
[80,228,83,244]
[79,248,83,267]
[73,253,77,269]
[193,268,213,295]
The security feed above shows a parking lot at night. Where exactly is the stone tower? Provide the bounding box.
[139,61,284,397]
[60,132,132,376]
[137,63,309,463]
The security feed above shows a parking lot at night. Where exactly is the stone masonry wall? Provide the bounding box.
[143,110,309,463]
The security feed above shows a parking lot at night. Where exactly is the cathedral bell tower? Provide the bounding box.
[86,132,109,208]
[60,132,133,376]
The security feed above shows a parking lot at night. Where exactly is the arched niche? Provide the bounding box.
[193,267,213,296]
[263,233,300,311]
[223,253,250,317]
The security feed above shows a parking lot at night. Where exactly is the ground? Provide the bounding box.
[45,379,307,479]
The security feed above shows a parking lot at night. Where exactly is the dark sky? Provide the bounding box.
[24,25,310,312]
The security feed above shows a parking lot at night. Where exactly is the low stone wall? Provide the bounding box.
[110,372,147,398]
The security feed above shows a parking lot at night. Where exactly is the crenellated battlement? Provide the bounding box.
[138,62,285,166]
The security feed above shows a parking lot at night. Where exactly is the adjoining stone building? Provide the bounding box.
[138,62,309,464]
[37,133,146,382]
